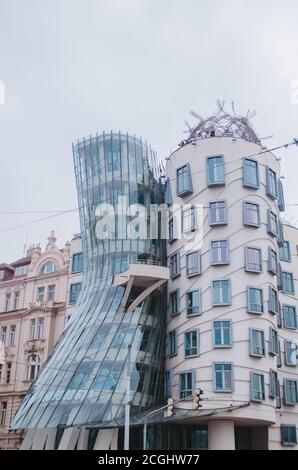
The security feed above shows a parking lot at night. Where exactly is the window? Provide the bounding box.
[243,201,260,227]
[4,293,11,312]
[0,401,7,427]
[281,271,295,294]
[281,425,297,446]
[0,326,7,345]
[182,205,197,232]
[179,371,195,399]
[245,247,262,273]
[268,248,278,275]
[247,287,264,314]
[69,282,82,303]
[212,279,231,306]
[210,240,229,265]
[283,305,297,329]
[13,291,20,310]
[207,155,225,186]
[278,179,285,211]
[169,290,179,316]
[5,362,11,384]
[284,340,297,366]
[186,251,201,277]
[9,325,16,347]
[168,218,176,243]
[30,319,36,340]
[267,210,278,237]
[284,379,298,405]
[209,200,227,225]
[169,252,180,278]
[48,285,55,301]
[269,287,279,314]
[26,354,40,380]
[176,163,193,197]
[269,328,279,355]
[279,241,291,261]
[37,318,44,339]
[165,370,174,397]
[72,252,84,272]
[185,330,199,357]
[277,340,282,368]
[251,372,265,401]
[266,167,278,199]
[165,178,173,205]
[37,287,45,302]
[213,320,232,348]
[277,220,284,247]
[243,158,259,188]
[250,329,265,357]
[269,370,279,398]
[0,271,3,280]
[14,265,28,276]
[214,363,233,392]
[0,364,2,382]
[168,330,177,357]
[186,290,201,316]
[41,262,57,275]
[105,139,121,172]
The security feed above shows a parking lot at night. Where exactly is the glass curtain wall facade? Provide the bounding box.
[11,132,166,430]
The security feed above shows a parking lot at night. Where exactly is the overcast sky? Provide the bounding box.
[0,0,297,262]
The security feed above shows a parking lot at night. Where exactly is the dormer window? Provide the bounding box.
[15,265,28,276]
[41,262,57,275]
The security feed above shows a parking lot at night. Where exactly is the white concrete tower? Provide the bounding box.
[165,107,297,450]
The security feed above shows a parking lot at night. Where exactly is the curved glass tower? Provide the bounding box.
[12,132,167,431]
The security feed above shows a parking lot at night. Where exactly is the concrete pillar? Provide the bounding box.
[208,420,235,450]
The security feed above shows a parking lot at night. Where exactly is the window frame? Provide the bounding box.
[169,251,181,279]
[249,328,265,357]
[281,271,295,295]
[243,158,259,189]
[169,289,180,316]
[213,320,232,348]
[247,287,264,314]
[212,279,231,306]
[168,329,178,357]
[268,247,278,275]
[281,425,297,446]
[69,282,82,304]
[243,201,260,227]
[206,155,225,186]
[266,166,278,200]
[209,200,228,226]
[213,362,234,393]
[176,163,193,197]
[186,251,201,277]
[269,327,279,356]
[245,246,262,273]
[179,370,195,399]
[71,252,84,273]
[283,379,298,405]
[267,209,278,237]
[250,371,265,402]
[210,239,230,265]
[284,340,297,367]
[283,304,297,330]
[268,286,279,315]
[186,289,202,316]
[184,329,200,358]
[279,241,291,262]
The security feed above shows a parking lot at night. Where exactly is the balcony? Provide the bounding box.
[113,262,169,313]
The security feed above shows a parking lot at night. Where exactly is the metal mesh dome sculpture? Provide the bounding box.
[180,100,261,146]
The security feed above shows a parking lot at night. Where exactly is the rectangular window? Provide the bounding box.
[277,340,282,368]
[9,325,16,347]
[268,248,278,275]
[72,252,84,272]
[245,246,262,273]
[186,251,201,277]
[283,305,297,329]
[250,329,265,357]
[15,265,28,276]
[169,289,179,316]
[168,218,176,243]
[251,372,265,401]
[182,205,197,232]
[284,340,297,366]
[243,201,260,227]
[5,362,11,384]
[278,180,285,211]
[266,167,278,199]
[214,363,233,392]
[37,318,45,339]
[185,330,199,357]
[186,290,201,316]
[281,425,297,446]
[269,287,279,314]
[269,370,279,398]
[168,330,177,357]
[212,279,231,306]
[0,401,7,427]
[37,287,45,302]
[69,282,82,303]
[0,326,7,345]
[30,319,35,340]
[209,200,227,225]
[4,293,11,312]
[165,370,174,397]
[169,252,180,278]
[269,327,279,355]
[176,163,193,197]
[279,241,291,261]
[284,379,298,405]
[281,271,295,294]
[179,371,195,399]
[247,287,264,314]
[210,240,229,265]
[213,320,232,348]
[207,155,225,186]
[13,291,20,311]
[243,158,259,188]
[48,285,55,301]
[267,210,278,237]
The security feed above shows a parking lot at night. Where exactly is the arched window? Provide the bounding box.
[41,261,57,275]
[26,354,40,380]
